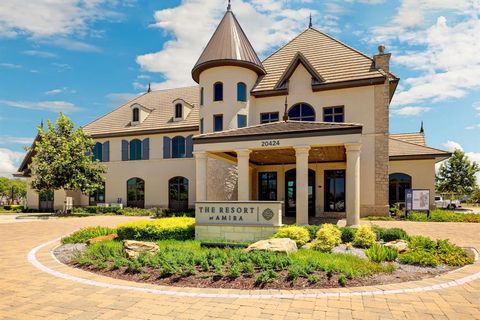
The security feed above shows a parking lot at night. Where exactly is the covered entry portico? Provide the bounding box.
[193,121,363,226]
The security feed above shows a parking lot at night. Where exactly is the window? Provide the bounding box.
[258,172,277,201]
[288,103,315,121]
[260,112,279,124]
[323,106,344,122]
[237,82,247,102]
[127,178,145,208]
[213,82,223,101]
[213,114,223,132]
[200,118,204,134]
[129,139,142,160]
[175,103,183,118]
[325,170,345,212]
[237,114,247,128]
[169,177,189,210]
[92,142,103,162]
[200,87,204,106]
[389,173,412,205]
[172,136,186,158]
[132,107,139,122]
[89,183,105,205]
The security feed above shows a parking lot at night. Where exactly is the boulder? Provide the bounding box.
[246,238,297,253]
[123,240,160,259]
[86,233,118,245]
[332,244,368,260]
[384,240,409,253]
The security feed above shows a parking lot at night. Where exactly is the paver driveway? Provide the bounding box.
[0,216,479,320]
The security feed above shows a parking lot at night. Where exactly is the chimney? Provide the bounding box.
[373,44,391,73]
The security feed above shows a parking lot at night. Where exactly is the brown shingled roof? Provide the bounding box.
[191,8,265,83]
[389,137,450,161]
[83,86,200,138]
[252,28,394,95]
[193,121,362,144]
[390,132,426,146]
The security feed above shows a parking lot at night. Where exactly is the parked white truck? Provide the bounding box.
[435,195,461,209]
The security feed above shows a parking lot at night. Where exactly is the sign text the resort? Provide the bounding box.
[195,201,283,226]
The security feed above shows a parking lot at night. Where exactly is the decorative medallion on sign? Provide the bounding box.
[262,208,274,221]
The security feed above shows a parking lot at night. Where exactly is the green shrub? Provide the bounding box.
[2,204,23,211]
[340,227,357,243]
[272,226,310,247]
[362,216,395,221]
[303,225,321,241]
[311,224,341,253]
[62,226,116,244]
[82,206,122,214]
[338,274,348,287]
[255,270,278,286]
[352,225,377,248]
[118,207,156,216]
[116,217,195,241]
[372,226,408,242]
[435,239,473,266]
[405,209,480,223]
[365,244,398,262]
[398,250,440,267]
[408,235,437,251]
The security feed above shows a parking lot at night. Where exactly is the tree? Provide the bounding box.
[436,149,480,198]
[29,113,105,195]
[0,177,27,204]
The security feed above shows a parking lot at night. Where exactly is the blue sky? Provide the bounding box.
[1,0,479,176]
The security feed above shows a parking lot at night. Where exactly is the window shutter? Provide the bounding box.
[142,138,150,160]
[102,141,110,162]
[186,135,193,158]
[122,140,129,161]
[163,136,171,159]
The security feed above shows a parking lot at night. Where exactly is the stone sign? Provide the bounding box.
[195,201,283,227]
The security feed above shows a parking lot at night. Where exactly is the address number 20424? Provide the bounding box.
[261,140,280,147]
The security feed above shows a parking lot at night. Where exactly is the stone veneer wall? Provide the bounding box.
[206,158,238,201]
[196,225,281,242]
[370,80,390,216]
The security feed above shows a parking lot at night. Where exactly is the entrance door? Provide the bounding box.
[39,190,54,212]
[285,169,316,217]
[169,176,189,211]
[127,177,145,208]
[324,170,346,212]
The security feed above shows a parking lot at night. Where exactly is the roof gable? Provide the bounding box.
[252,28,387,95]
[275,52,325,90]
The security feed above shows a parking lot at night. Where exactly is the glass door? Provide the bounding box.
[324,170,346,212]
[285,169,316,217]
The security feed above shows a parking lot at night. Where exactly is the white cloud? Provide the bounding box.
[466,124,480,130]
[52,63,72,72]
[137,0,322,89]
[45,87,75,95]
[22,50,57,58]
[474,101,480,115]
[0,100,81,113]
[443,140,463,152]
[46,38,100,52]
[370,1,480,110]
[0,148,24,177]
[392,106,431,116]
[0,136,34,145]
[0,63,22,69]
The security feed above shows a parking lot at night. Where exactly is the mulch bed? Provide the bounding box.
[66,260,455,290]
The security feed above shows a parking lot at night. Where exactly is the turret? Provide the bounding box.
[192,2,265,133]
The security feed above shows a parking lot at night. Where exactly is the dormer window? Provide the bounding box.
[132,107,139,122]
[214,82,223,101]
[175,103,183,119]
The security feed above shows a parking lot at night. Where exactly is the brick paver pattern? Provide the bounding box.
[0,216,479,320]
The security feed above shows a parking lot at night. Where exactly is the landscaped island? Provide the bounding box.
[56,217,474,290]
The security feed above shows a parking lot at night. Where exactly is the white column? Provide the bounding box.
[294,146,310,225]
[193,151,208,202]
[236,149,251,201]
[345,143,362,226]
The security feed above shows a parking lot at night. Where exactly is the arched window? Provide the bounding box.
[132,107,139,122]
[169,176,188,210]
[200,87,204,106]
[288,103,315,121]
[389,173,412,205]
[175,103,183,118]
[92,142,103,162]
[129,139,142,160]
[127,178,145,208]
[172,136,186,158]
[213,82,223,101]
[237,82,247,102]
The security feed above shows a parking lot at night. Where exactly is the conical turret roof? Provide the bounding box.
[191,7,265,83]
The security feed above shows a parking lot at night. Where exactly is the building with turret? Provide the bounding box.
[16,4,450,226]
